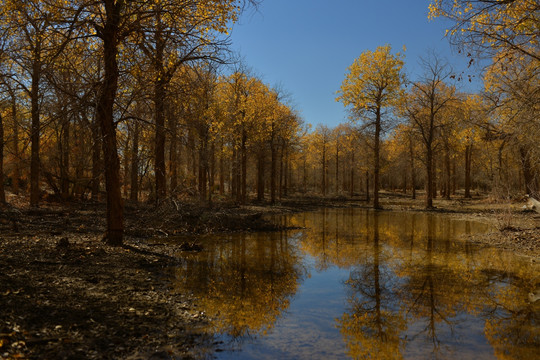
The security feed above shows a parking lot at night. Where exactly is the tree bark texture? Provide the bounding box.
[97,0,124,246]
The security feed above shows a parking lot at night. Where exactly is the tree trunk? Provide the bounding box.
[130,121,140,202]
[11,95,20,195]
[335,139,339,194]
[123,136,129,198]
[0,112,5,204]
[350,152,354,198]
[303,155,307,194]
[154,91,166,199]
[61,117,70,200]
[169,115,178,196]
[284,144,289,197]
[154,82,166,200]
[208,142,215,207]
[241,129,247,204]
[451,157,456,195]
[235,145,242,203]
[231,146,238,198]
[73,114,84,198]
[432,152,437,199]
[154,6,167,201]
[321,144,326,196]
[219,140,224,195]
[444,144,451,200]
[409,138,416,200]
[366,170,370,202]
[30,49,42,207]
[373,106,381,209]
[98,1,124,246]
[270,140,277,204]
[257,150,265,201]
[464,145,472,198]
[279,143,284,199]
[198,139,208,202]
[520,146,535,195]
[91,109,101,200]
[188,130,197,189]
[425,144,434,208]
[496,142,505,189]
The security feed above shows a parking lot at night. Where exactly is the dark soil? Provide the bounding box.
[0,233,218,359]
[1,193,538,359]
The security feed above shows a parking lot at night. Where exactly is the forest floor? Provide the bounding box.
[1,191,539,359]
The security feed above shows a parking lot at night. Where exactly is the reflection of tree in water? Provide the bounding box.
[337,213,406,359]
[479,260,540,360]
[484,291,540,360]
[299,209,374,269]
[173,231,304,339]
[395,216,540,359]
[397,217,473,356]
[172,209,539,358]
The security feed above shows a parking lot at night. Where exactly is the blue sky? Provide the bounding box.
[229,0,482,128]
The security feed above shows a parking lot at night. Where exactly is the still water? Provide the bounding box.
[171,209,539,359]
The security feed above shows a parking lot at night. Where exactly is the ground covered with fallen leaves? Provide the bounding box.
[0,194,538,359]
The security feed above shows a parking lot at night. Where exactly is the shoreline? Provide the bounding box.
[1,195,538,358]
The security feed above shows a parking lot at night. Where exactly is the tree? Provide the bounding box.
[175,231,302,339]
[403,54,455,209]
[483,51,540,196]
[0,108,5,204]
[337,45,405,209]
[455,94,485,198]
[44,0,251,245]
[184,63,221,205]
[0,0,80,206]
[428,0,540,62]
[338,213,406,359]
[387,123,421,198]
[135,1,241,201]
[312,125,331,196]
[220,71,260,204]
[0,33,9,204]
[339,124,362,198]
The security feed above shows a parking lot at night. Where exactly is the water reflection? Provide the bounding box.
[171,209,539,359]
[338,213,406,359]
[172,231,305,338]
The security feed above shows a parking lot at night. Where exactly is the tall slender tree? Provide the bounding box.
[403,54,455,209]
[337,45,405,209]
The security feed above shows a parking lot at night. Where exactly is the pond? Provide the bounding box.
[170,208,539,359]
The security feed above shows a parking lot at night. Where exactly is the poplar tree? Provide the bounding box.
[337,45,405,209]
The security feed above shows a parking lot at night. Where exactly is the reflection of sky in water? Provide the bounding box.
[218,263,349,360]
[171,209,539,360]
